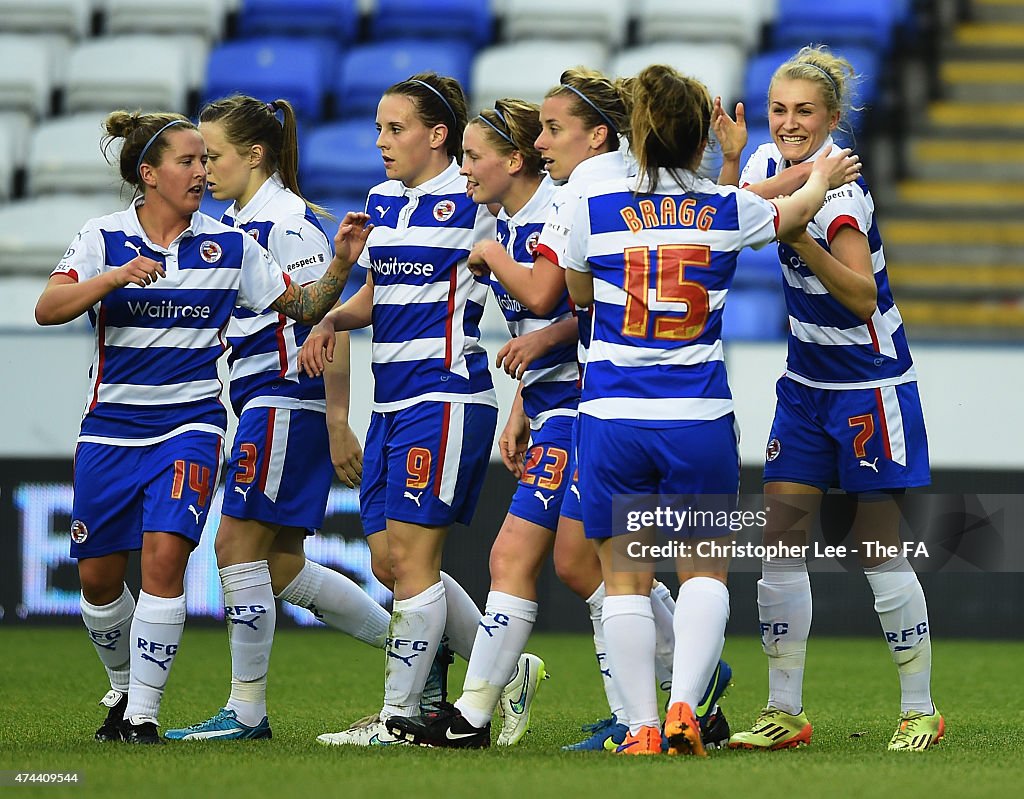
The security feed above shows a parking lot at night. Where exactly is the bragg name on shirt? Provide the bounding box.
[620,197,717,234]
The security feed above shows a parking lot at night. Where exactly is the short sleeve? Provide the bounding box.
[815,182,870,244]
[739,144,773,189]
[563,193,592,274]
[267,215,333,285]
[237,231,288,313]
[473,203,497,244]
[535,186,582,269]
[735,188,780,251]
[51,223,105,282]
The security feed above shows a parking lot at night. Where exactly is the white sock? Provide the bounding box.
[80,584,135,693]
[651,581,675,692]
[221,561,275,727]
[382,581,446,719]
[440,571,482,661]
[602,594,658,735]
[864,555,933,713]
[126,591,186,722]
[758,557,811,715]
[277,559,390,648]
[669,578,730,711]
[586,583,627,725]
[456,591,538,729]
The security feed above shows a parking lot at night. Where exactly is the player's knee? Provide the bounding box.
[371,557,395,591]
[78,572,123,606]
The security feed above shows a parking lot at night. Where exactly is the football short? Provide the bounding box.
[508,415,574,531]
[359,401,498,534]
[577,414,740,540]
[221,406,333,532]
[70,431,223,559]
[762,377,931,493]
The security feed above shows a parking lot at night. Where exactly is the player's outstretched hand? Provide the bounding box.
[712,97,747,163]
[816,147,861,190]
[332,212,373,266]
[298,318,336,378]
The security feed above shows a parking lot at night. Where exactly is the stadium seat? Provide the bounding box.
[334,40,474,119]
[370,0,493,47]
[65,36,196,114]
[771,0,902,55]
[101,0,229,39]
[501,0,629,48]
[0,36,58,119]
[0,113,32,202]
[733,243,782,289]
[470,39,609,114]
[300,119,384,198]
[203,38,332,122]
[635,0,763,52]
[236,0,360,41]
[722,286,787,341]
[27,113,122,197]
[0,194,122,276]
[0,0,91,38]
[611,43,746,107]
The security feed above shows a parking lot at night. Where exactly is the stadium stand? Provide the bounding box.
[369,0,493,47]
[26,112,120,197]
[635,0,764,52]
[0,0,91,38]
[235,0,359,41]
[100,0,230,40]
[501,0,630,47]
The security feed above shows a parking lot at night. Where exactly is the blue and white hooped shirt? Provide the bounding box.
[52,199,288,445]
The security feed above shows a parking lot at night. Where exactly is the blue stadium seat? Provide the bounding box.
[722,286,788,341]
[334,39,474,119]
[203,38,333,122]
[236,0,359,40]
[733,244,782,290]
[370,0,492,47]
[771,0,901,55]
[301,119,384,198]
[200,192,231,221]
[318,193,368,218]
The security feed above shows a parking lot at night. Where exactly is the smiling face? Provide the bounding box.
[460,122,516,207]
[768,77,840,164]
[375,92,449,188]
[199,119,264,207]
[534,94,603,182]
[141,128,208,215]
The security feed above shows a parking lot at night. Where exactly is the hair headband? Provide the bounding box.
[410,79,458,127]
[801,62,840,97]
[560,84,618,137]
[136,119,188,180]
[476,109,513,144]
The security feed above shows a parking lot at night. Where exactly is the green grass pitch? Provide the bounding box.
[1,628,1022,798]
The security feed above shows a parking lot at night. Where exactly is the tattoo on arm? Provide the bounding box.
[271,270,347,325]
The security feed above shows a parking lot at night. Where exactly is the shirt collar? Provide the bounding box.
[503,179,555,226]
[566,150,627,186]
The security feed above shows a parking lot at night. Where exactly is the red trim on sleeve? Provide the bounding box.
[826,214,859,244]
[281,272,292,287]
[51,268,80,282]
[533,242,559,267]
[739,181,751,189]
[769,201,781,234]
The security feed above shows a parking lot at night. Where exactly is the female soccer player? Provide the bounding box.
[714,46,943,753]
[34,110,370,743]
[562,63,860,756]
[468,67,731,751]
[299,73,500,746]
[384,98,578,747]
[158,95,391,742]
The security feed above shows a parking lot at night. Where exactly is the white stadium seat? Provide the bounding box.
[100,0,228,40]
[611,42,747,106]
[501,0,630,48]
[0,36,58,119]
[0,194,123,276]
[471,39,609,114]
[0,0,92,38]
[27,113,123,197]
[0,113,33,202]
[65,35,197,114]
[635,0,764,52]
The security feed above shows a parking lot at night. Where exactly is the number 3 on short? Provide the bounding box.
[623,244,711,341]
